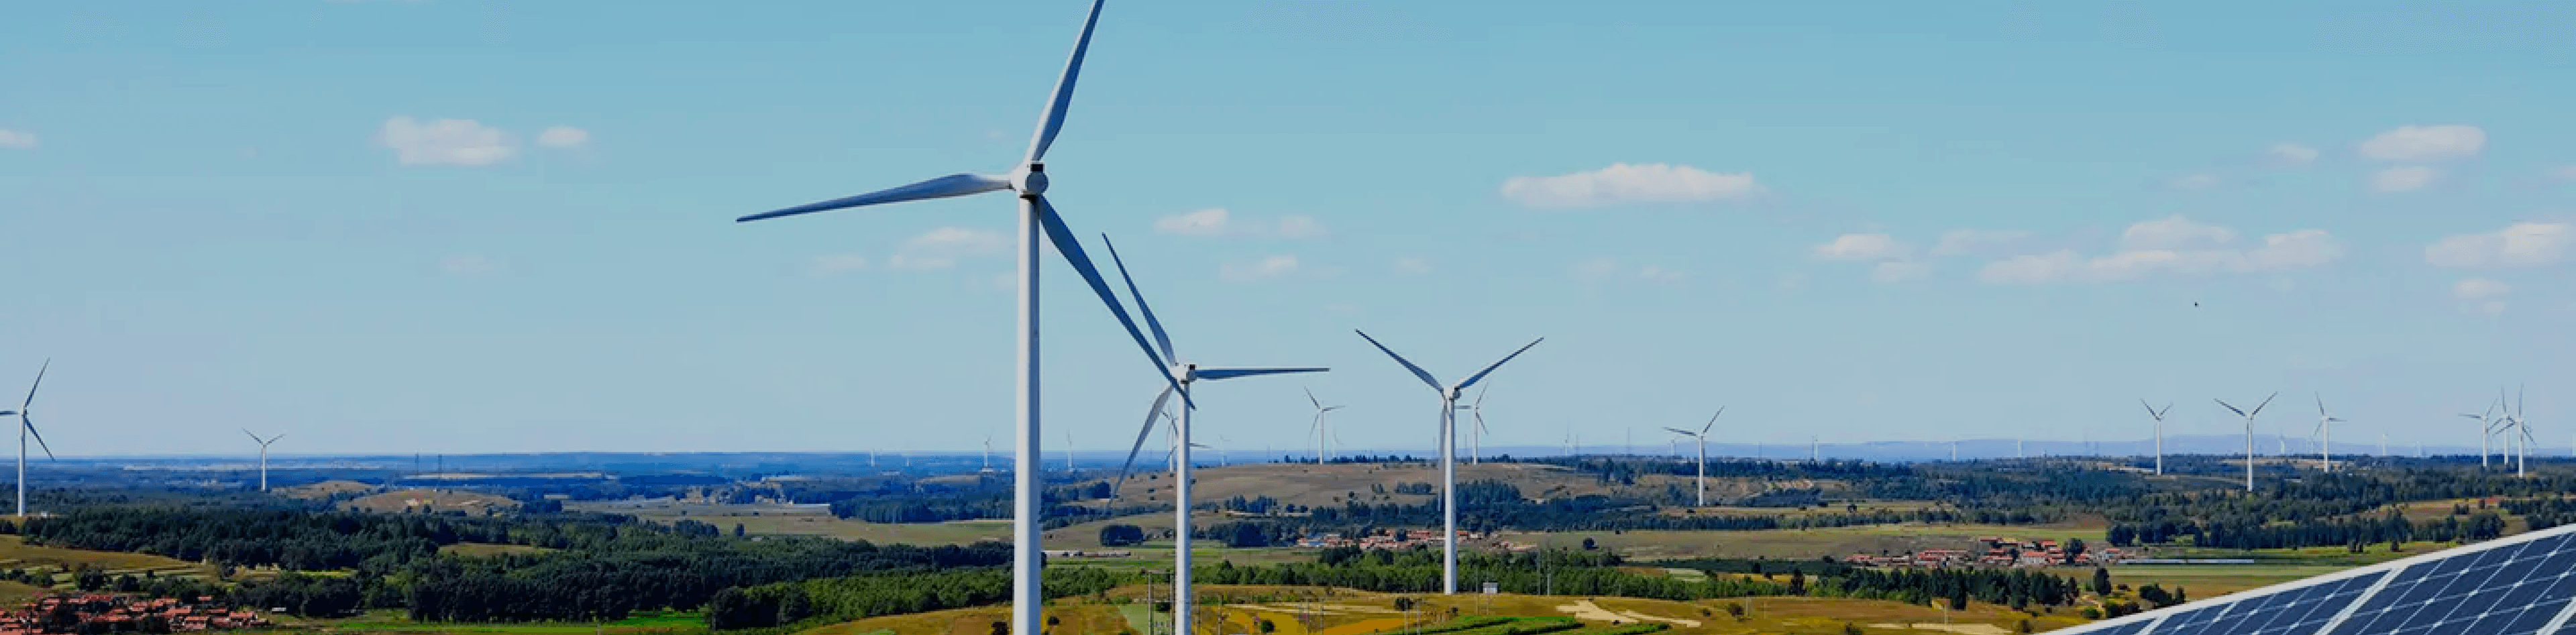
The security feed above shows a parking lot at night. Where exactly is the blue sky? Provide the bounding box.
[2,1,2571,458]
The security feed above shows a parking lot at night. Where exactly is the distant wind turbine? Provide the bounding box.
[1663,408,1722,507]
[2313,395,2343,473]
[0,360,56,518]
[244,429,285,492]
[1305,388,1343,463]
[2463,399,2500,469]
[724,2,1183,632]
[2216,392,2277,492]
[1354,330,1542,594]
[1462,386,1494,465]
[2140,400,2173,475]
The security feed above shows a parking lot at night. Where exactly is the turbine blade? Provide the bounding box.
[23,418,53,461]
[1113,386,1175,500]
[22,359,48,410]
[736,174,1010,222]
[1353,330,1442,392]
[2249,392,2278,417]
[2215,398,2247,418]
[1474,385,1489,408]
[1663,427,1697,437]
[1454,338,1545,392]
[1097,233,1177,363]
[1196,367,1328,380]
[1305,387,1322,410]
[2316,393,2327,416]
[244,429,263,444]
[1703,406,1724,435]
[1323,406,1344,412]
[1474,410,1488,434]
[1034,196,1192,408]
[1024,0,1107,163]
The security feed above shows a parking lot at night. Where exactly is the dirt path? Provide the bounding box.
[1553,599,1701,628]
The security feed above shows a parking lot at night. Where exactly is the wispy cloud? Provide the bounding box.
[2167,174,2221,190]
[1980,218,2341,284]
[1152,208,1326,239]
[2371,166,2438,192]
[1871,262,1929,283]
[536,126,590,148]
[1220,255,1301,282]
[439,253,504,277]
[1931,229,2033,256]
[2359,125,2485,162]
[0,129,34,149]
[885,227,1008,270]
[1501,163,1760,209]
[379,116,513,166]
[2267,143,2319,164]
[2454,278,2510,315]
[1811,233,1909,262]
[1393,257,1432,275]
[2424,222,2572,268]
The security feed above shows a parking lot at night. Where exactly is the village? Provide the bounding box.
[0,594,270,635]
[1842,536,2135,569]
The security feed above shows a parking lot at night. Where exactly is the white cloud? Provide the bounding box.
[1932,229,2034,256]
[2424,222,2573,268]
[2121,215,2237,251]
[1638,266,1685,282]
[2169,174,2220,190]
[535,126,590,148]
[2454,278,2511,300]
[1220,255,1301,282]
[884,227,1008,270]
[2268,143,2319,164]
[2360,125,2485,162]
[2557,165,2576,181]
[0,129,34,149]
[378,116,513,166]
[808,254,869,276]
[1812,233,1909,261]
[1501,163,1760,209]
[2371,166,2438,192]
[1871,262,1929,283]
[1152,208,1326,239]
[1393,257,1432,275]
[1980,221,2342,284]
[439,254,503,276]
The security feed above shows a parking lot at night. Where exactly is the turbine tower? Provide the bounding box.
[243,430,284,492]
[724,3,1185,633]
[2216,392,2277,492]
[1662,408,1722,507]
[2140,400,2173,475]
[2462,399,2499,469]
[1304,388,1343,463]
[1099,236,1326,625]
[1355,331,1542,595]
[1462,386,1493,465]
[0,361,56,518]
[2313,395,2342,473]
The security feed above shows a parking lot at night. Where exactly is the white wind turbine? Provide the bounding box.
[2313,395,2342,473]
[2216,392,2277,492]
[1304,388,1343,463]
[2140,400,2173,475]
[726,3,1189,632]
[981,436,997,473]
[2502,386,2532,477]
[1663,408,1722,507]
[1354,331,1542,595]
[2462,398,2500,469]
[244,430,285,492]
[1461,386,1494,465]
[1099,236,1326,625]
[0,361,56,518]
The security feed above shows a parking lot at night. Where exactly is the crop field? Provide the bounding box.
[0,535,217,580]
[1511,523,2110,561]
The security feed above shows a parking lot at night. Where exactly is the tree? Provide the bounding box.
[1788,570,1807,595]
[1724,602,1746,620]
[989,620,1008,635]
[1100,524,1147,547]
[2090,567,2112,595]
[1258,618,1276,634]
[1582,537,1598,551]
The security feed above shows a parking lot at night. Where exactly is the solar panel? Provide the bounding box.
[2320,530,2576,635]
[2039,520,2576,635]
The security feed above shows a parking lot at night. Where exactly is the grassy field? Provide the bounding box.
[795,585,2100,635]
[1514,523,2110,561]
[0,535,216,579]
[343,489,519,515]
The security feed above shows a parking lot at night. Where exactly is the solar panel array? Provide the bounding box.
[2044,523,2576,634]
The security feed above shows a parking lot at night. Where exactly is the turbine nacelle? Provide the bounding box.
[1010,163,1050,196]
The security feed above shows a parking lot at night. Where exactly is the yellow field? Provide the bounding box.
[343,489,519,515]
[797,585,2105,635]
[279,479,376,500]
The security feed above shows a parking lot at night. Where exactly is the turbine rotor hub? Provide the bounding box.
[1011,164,1050,196]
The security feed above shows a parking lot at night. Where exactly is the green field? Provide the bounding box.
[1516,523,2110,561]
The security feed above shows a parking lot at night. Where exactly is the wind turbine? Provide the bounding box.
[726,3,1192,633]
[2140,400,2173,475]
[1304,388,1343,463]
[981,436,996,473]
[1462,386,1493,465]
[1065,431,1076,472]
[1097,236,1326,624]
[2504,386,2532,477]
[243,430,285,492]
[2313,395,2342,473]
[0,361,56,518]
[2215,392,2277,492]
[1663,408,1722,507]
[2463,399,2500,469]
[1354,331,1542,595]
